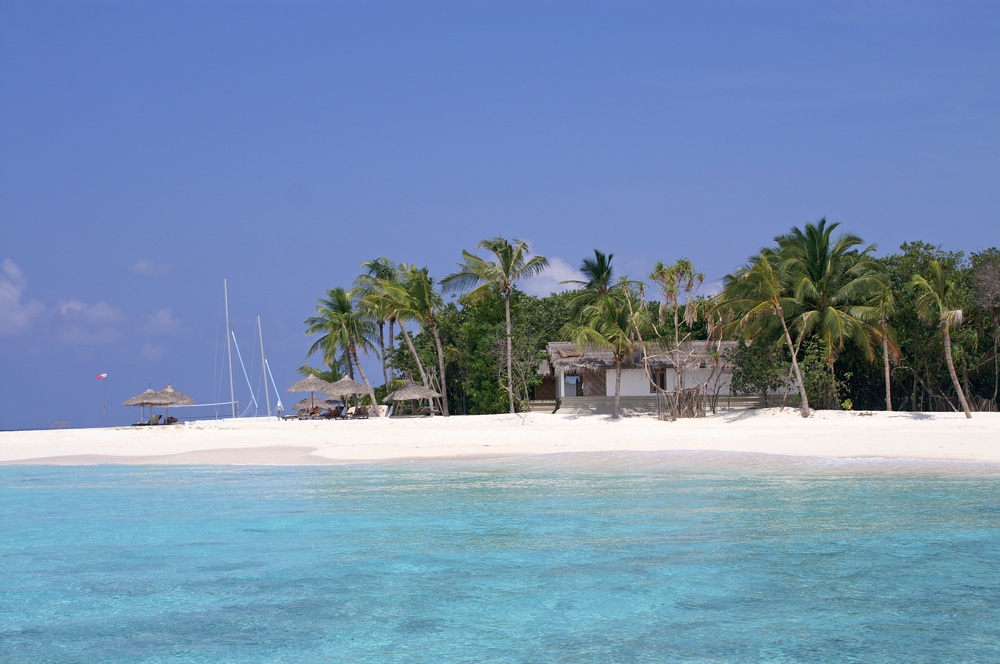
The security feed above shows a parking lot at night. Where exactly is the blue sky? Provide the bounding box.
[1,1,997,431]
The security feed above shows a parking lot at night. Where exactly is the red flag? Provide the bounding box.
[97,373,108,380]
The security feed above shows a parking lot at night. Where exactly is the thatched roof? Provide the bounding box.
[385,382,440,402]
[326,376,370,396]
[123,387,166,407]
[287,374,334,393]
[156,384,193,406]
[292,395,334,411]
[540,340,736,374]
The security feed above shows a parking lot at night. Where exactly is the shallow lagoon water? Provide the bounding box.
[3,451,1000,662]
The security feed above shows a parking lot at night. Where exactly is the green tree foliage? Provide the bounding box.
[799,339,846,410]
[306,234,994,417]
[912,260,973,417]
[716,248,811,417]
[727,339,788,402]
[970,248,1000,406]
[881,242,970,412]
[442,237,549,413]
[303,287,381,414]
[561,284,650,419]
[776,218,883,370]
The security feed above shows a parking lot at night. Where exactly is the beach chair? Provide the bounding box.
[354,406,369,419]
[345,406,356,419]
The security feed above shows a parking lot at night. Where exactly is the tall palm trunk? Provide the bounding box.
[398,322,428,385]
[377,321,388,387]
[430,323,449,416]
[942,325,972,418]
[779,315,810,417]
[881,317,892,412]
[612,359,622,420]
[505,294,515,413]
[350,344,381,417]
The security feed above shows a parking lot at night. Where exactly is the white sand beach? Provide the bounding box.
[1,409,998,465]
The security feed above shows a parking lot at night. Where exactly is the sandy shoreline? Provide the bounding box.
[1,409,998,466]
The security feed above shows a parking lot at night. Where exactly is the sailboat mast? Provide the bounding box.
[258,315,271,417]
[224,279,236,418]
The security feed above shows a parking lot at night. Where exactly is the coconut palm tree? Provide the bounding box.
[718,249,811,417]
[776,219,883,372]
[373,261,431,388]
[563,249,616,311]
[304,287,381,416]
[442,237,549,413]
[379,265,450,415]
[560,287,647,420]
[870,274,899,411]
[355,257,399,386]
[912,260,972,418]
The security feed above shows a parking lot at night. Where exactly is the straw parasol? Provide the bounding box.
[291,396,333,412]
[156,384,193,419]
[123,386,167,422]
[287,374,335,411]
[325,376,370,399]
[385,381,440,402]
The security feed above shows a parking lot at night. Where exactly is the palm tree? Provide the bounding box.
[355,257,398,386]
[912,260,972,418]
[375,262,430,388]
[776,219,883,372]
[718,249,811,417]
[442,237,549,413]
[303,287,381,416]
[870,274,899,411]
[380,265,450,416]
[563,249,616,311]
[649,258,705,390]
[560,288,645,420]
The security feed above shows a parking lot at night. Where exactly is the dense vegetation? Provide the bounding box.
[302,227,999,417]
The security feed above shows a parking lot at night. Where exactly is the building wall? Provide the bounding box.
[606,367,734,396]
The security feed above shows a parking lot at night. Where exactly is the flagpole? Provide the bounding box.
[97,372,109,427]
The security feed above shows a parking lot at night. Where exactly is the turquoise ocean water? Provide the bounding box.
[2,451,999,663]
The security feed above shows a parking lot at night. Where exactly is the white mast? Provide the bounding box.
[224,279,236,418]
[258,315,271,417]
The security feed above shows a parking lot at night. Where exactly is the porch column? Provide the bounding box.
[557,367,565,399]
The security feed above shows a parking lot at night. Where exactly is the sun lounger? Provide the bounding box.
[322,405,344,419]
[133,414,162,426]
[346,406,369,419]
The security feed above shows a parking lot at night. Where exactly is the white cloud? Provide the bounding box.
[129,259,171,276]
[51,299,125,345]
[140,343,165,361]
[521,257,582,297]
[54,300,125,324]
[0,259,44,336]
[143,308,183,336]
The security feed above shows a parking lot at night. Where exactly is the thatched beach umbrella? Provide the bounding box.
[156,384,193,419]
[385,381,440,416]
[287,374,335,411]
[123,386,170,422]
[325,376,370,399]
[385,381,440,402]
[291,396,331,412]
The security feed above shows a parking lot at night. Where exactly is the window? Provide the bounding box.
[649,369,667,392]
